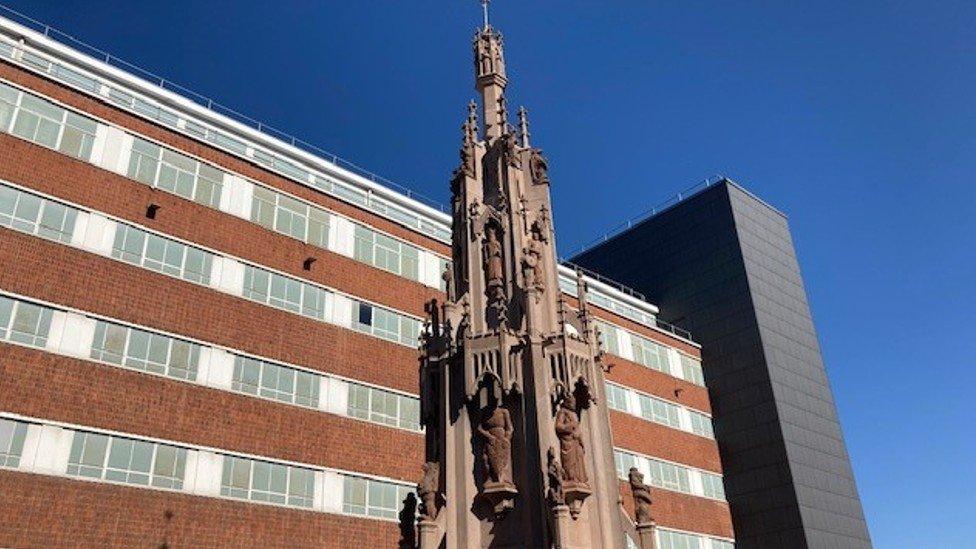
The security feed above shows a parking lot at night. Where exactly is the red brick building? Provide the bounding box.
[0,12,733,548]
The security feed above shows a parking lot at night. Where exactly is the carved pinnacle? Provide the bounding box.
[518,106,530,148]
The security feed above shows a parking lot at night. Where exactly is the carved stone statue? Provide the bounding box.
[529,149,550,186]
[477,403,514,485]
[501,132,521,168]
[442,264,455,302]
[532,206,551,243]
[484,226,504,287]
[522,239,545,296]
[628,467,654,525]
[555,395,588,486]
[546,447,565,506]
[418,462,440,521]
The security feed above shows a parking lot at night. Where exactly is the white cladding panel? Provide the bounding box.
[45,311,96,358]
[71,212,117,257]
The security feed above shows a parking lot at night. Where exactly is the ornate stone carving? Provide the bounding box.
[474,27,506,81]
[555,394,591,518]
[418,462,440,521]
[477,401,517,514]
[478,403,514,485]
[628,467,654,525]
[522,239,545,297]
[501,132,521,169]
[442,264,455,302]
[529,149,550,186]
[546,447,565,506]
[556,395,587,485]
[483,224,508,322]
[484,225,504,287]
[532,205,551,243]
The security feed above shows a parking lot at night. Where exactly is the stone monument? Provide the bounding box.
[417,9,632,548]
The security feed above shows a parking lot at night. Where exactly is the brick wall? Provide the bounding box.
[0,57,734,546]
[0,470,403,549]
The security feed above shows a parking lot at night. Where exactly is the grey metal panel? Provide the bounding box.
[573,181,871,549]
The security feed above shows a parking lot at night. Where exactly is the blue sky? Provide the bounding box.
[7,1,973,546]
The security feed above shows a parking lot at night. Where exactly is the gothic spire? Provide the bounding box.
[473,15,508,140]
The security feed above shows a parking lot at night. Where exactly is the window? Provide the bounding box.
[347,384,421,432]
[243,266,270,302]
[300,285,328,321]
[648,459,691,493]
[128,138,161,185]
[613,450,640,480]
[0,82,18,130]
[658,530,703,549]
[0,418,28,467]
[632,336,669,373]
[36,200,77,242]
[680,354,705,386]
[0,184,78,244]
[689,411,714,439]
[59,111,97,159]
[374,233,400,274]
[701,472,726,500]
[0,298,53,347]
[90,321,126,364]
[596,322,620,356]
[353,225,374,264]
[66,431,109,479]
[351,301,420,347]
[269,272,302,313]
[195,163,224,208]
[638,394,680,429]
[90,321,200,381]
[12,94,65,149]
[342,476,413,519]
[232,356,320,408]
[352,223,424,281]
[275,195,308,241]
[251,186,276,230]
[220,455,315,509]
[605,383,628,412]
[104,437,156,485]
[127,137,224,208]
[67,432,187,489]
[307,208,331,248]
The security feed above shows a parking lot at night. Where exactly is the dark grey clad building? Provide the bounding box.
[572,179,871,548]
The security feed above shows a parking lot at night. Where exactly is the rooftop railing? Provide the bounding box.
[0,3,696,342]
[568,175,729,258]
[0,3,447,213]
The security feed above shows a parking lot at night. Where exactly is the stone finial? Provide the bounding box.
[517,106,531,148]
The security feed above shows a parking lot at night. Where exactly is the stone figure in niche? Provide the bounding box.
[532,206,551,243]
[628,467,654,525]
[522,239,545,297]
[529,149,550,186]
[484,225,505,288]
[546,447,565,506]
[477,402,514,486]
[555,395,588,486]
[501,131,521,168]
[418,461,440,521]
[442,264,456,302]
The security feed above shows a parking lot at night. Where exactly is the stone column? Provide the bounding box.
[418,519,439,549]
[635,521,656,549]
[551,504,573,549]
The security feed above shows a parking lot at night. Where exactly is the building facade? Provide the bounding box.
[0,13,735,549]
[573,181,872,548]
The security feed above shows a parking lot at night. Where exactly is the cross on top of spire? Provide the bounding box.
[481,0,490,29]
